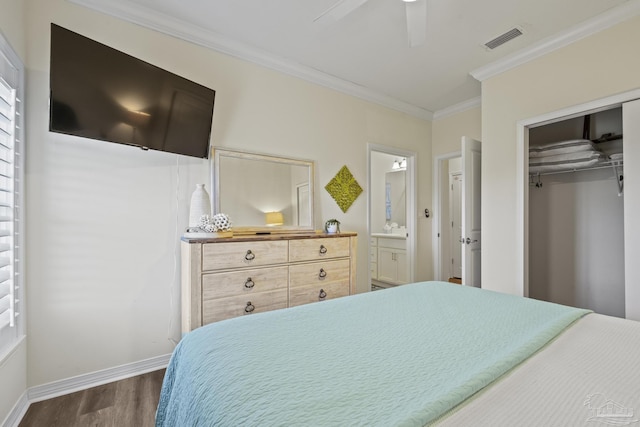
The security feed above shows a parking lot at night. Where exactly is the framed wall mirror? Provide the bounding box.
[211,148,315,233]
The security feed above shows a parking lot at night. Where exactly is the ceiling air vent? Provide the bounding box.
[484,27,523,50]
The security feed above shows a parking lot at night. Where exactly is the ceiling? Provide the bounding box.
[72,0,638,118]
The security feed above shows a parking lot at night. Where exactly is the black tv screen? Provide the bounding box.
[49,24,215,159]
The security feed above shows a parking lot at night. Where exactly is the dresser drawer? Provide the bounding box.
[202,288,288,324]
[289,259,350,287]
[202,266,288,300]
[288,237,350,262]
[289,281,349,307]
[202,240,288,271]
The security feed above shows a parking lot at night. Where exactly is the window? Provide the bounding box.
[0,33,24,355]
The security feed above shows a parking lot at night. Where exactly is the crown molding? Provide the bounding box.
[67,0,434,121]
[433,96,481,120]
[471,0,640,82]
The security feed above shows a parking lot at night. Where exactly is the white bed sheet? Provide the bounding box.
[435,313,640,426]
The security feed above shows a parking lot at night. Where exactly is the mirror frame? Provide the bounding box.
[211,147,315,234]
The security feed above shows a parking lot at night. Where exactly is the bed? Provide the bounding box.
[156,281,640,426]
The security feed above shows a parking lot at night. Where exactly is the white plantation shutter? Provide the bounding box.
[0,34,23,352]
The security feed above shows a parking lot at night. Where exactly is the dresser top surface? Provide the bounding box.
[182,231,357,244]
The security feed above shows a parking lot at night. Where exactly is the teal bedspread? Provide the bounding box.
[156,281,589,426]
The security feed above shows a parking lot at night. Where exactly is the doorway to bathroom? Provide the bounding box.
[367,145,416,291]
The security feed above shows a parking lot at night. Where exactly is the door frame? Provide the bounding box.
[432,151,461,281]
[515,88,640,298]
[367,144,417,290]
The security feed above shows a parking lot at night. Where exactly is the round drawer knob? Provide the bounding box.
[319,245,328,254]
[318,268,327,278]
[319,289,327,299]
[245,250,255,261]
[244,278,255,289]
[245,301,255,313]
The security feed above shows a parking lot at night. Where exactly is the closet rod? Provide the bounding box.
[591,133,623,143]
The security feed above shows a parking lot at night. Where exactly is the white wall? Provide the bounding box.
[481,16,640,295]
[529,169,625,317]
[0,0,27,424]
[23,0,431,388]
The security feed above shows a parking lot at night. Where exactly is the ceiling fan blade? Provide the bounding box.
[314,0,370,25]
[405,0,427,47]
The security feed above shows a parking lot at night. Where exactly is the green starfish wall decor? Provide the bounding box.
[325,165,363,213]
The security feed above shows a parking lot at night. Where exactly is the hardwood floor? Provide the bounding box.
[19,369,165,427]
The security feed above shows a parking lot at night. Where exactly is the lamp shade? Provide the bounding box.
[126,110,151,128]
[265,211,284,226]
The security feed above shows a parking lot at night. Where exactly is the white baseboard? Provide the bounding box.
[28,353,171,403]
[2,392,29,427]
[3,354,171,427]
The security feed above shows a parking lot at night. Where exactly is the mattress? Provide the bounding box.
[436,313,640,426]
[156,281,588,426]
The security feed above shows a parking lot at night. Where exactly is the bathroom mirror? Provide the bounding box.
[385,170,406,227]
[211,148,315,233]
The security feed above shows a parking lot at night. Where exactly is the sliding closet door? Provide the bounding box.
[623,99,640,321]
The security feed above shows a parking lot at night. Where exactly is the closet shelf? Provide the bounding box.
[529,159,623,177]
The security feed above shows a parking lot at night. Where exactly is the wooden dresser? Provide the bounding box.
[181,232,357,333]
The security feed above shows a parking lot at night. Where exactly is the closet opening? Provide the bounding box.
[527,105,625,318]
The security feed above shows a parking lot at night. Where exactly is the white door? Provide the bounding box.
[623,99,640,320]
[461,137,481,287]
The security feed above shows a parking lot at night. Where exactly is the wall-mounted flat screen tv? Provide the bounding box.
[49,24,215,159]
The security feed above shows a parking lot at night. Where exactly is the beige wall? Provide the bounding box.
[481,16,640,295]
[0,0,27,424]
[432,107,481,157]
[23,0,431,388]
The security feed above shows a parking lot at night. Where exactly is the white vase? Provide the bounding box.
[189,184,211,227]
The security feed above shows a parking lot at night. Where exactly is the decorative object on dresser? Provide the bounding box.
[188,184,211,227]
[324,165,363,213]
[324,218,341,233]
[185,183,233,238]
[181,232,357,333]
[192,213,233,238]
